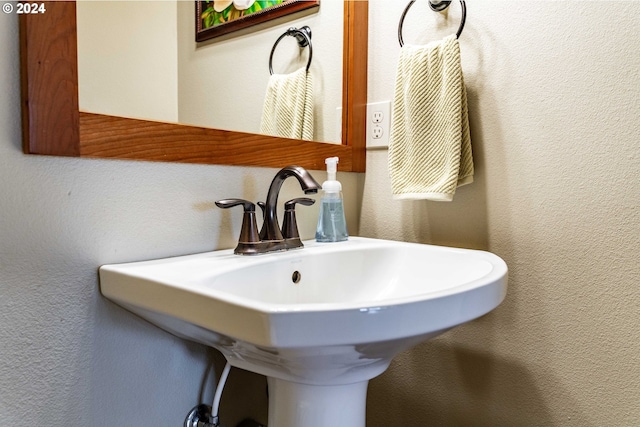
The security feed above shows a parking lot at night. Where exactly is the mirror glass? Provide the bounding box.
[76,1,343,144]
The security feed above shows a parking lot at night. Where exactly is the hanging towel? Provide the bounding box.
[388,34,474,201]
[260,67,314,141]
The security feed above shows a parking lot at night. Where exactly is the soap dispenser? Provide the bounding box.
[315,157,348,242]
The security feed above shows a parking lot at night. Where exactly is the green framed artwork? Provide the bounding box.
[196,0,320,42]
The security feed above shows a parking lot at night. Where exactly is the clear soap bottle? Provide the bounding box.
[315,157,348,242]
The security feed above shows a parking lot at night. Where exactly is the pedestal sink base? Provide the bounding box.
[267,378,368,427]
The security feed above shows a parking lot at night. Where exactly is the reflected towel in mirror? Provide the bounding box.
[260,67,314,141]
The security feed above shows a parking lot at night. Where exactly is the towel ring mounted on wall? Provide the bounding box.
[269,26,313,75]
[398,0,466,47]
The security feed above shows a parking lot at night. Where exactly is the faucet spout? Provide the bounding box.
[261,166,321,243]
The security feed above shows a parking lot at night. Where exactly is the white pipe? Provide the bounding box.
[212,362,232,425]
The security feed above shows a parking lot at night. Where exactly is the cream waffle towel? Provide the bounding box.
[260,67,314,141]
[388,35,473,201]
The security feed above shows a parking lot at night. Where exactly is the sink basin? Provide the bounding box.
[99,237,507,427]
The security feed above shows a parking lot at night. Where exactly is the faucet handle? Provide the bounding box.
[215,199,261,255]
[215,198,256,212]
[284,197,316,210]
[282,198,316,245]
[256,202,267,240]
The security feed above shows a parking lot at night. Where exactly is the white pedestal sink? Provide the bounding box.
[99,237,507,427]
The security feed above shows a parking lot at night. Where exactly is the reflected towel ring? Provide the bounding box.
[398,0,466,47]
[269,26,313,75]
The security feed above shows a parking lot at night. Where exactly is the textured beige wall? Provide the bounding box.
[363,0,640,425]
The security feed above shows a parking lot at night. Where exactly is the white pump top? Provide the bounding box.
[322,157,342,193]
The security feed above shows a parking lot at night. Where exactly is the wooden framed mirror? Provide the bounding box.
[19,1,367,172]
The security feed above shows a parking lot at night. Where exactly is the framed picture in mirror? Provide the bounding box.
[196,0,320,42]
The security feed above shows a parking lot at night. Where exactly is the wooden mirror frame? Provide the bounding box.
[19,1,367,172]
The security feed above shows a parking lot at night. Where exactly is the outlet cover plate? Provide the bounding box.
[366,101,391,149]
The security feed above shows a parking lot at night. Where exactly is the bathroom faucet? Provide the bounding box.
[260,166,321,244]
[216,166,320,255]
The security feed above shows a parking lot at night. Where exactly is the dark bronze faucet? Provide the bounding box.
[216,166,320,255]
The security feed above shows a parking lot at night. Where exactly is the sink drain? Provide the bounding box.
[292,271,301,284]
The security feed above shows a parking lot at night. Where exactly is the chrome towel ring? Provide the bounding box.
[269,26,313,75]
[398,0,466,47]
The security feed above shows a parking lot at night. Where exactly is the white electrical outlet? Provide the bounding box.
[372,125,384,139]
[367,101,391,149]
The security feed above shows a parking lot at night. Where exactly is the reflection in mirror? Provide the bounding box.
[20,1,367,171]
[76,1,343,144]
